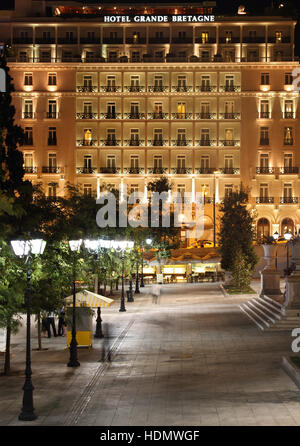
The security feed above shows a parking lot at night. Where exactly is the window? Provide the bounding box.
[66,31,74,41]
[24,127,33,145]
[106,129,116,144]
[177,102,186,119]
[24,100,33,118]
[260,100,270,118]
[275,31,282,43]
[107,75,116,90]
[84,102,93,115]
[224,129,233,145]
[154,75,163,90]
[260,154,269,168]
[24,153,33,168]
[130,102,139,117]
[83,184,92,198]
[259,183,269,198]
[84,155,92,169]
[48,153,57,172]
[225,184,233,197]
[48,127,57,145]
[200,50,210,61]
[177,129,186,143]
[283,183,292,198]
[153,128,163,145]
[260,127,269,145]
[130,155,139,169]
[107,102,116,118]
[285,72,293,85]
[130,75,140,87]
[84,128,92,146]
[261,73,270,85]
[224,155,234,169]
[48,100,57,118]
[178,31,186,39]
[201,75,211,91]
[132,31,140,43]
[201,128,210,144]
[284,127,293,144]
[131,51,140,62]
[284,100,294,118]
[201,156,210,169]
[177,155,186,169]
[225,31,232,43]
[284,153,293,168]
[177,75,187,87]
[84,75,92,87]
[201,32,209,44]
[225,75,234,91]
[154,155,162,168]
[48,183,57,198]
[24,73,32,86]
[130,184,139,194]
[224,101,234,118]
[48,73,57,86]
[107,155,116,168]
[40,51,51,62]
[177,184,186,195]
[130,129,139,144]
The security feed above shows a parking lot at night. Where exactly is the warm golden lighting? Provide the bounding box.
[260,85,270,92]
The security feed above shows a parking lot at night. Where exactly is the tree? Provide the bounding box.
[219,187,258,274]
[231,247,253,291]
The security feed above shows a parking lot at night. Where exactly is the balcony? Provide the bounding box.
[24,166,37,174]
[196,112,216,120]
[149,36,169,44]
[22,112,35,119]
[256,167,275,174]
[195,37,216,44]
[126,37,146,44]
[258,112,271,119]
[268,36,291,43]
[279,167,299,174]
[124,86,145,93]
[171,37,193,44]
[243,37,265,43]
[171,167,192,174]
[35,37,55,44]
[280,197,299,204]
[57,37,77,44]
[76,139,97,147]
[148,85,168,92]
[100,86,121,93]
[220,85,240,92]
[76,167,97,174]
[99,167,120,174]
[100,112,121,120]
[13,37,33,44]
[100,139,120,147]
[219,140,240,147]
[172,113,193,120]
[256,197,274,204]
[284,138,294,146]
[283,112,295,119]
[124,167,145,174]
[219,167,240,175]
[80,37,99,44]
[219,37,240,43]
[196,85,217,92]
[197,139,216,147]
[46,112,58,119]
[23,138,33,146]
[219,113,240,120]
[77,86,98,93]
[76,112,98,120]
[195,167,216,174]
[148,112,168,119]
[172,139,192,147]
[42,166,61,174]
[171,86,193,93]
[48,138,57,146]
[103,37,123,44]
[124,139,144,146]
[124,113,145,119]
[148,140,168,147]
[148,167,168,174]
[259,138,269,146]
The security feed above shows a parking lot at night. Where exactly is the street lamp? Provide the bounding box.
[11,238,46,421]
[284,230,293,272]
[67,239,82,368]
[140,238,152,288]
[273,231,279,270]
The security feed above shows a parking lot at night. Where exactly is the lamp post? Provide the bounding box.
[11,239,46,421]
[67,239,82,368]
[140,238,152,288]
[284,230,293,272]
[273,231,279,270]
[213,171,219,248]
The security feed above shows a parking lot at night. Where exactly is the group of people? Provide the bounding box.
[42,307,66,338]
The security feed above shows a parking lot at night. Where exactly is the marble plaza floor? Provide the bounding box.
[0,282,300,426]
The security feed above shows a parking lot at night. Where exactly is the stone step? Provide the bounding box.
[239,303,269,330]
[247,299,277,324]
[261,295,284,310]
[254,298,282,320]
[257,296,285,316]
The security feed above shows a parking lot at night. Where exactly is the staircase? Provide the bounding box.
[239,295,300,331]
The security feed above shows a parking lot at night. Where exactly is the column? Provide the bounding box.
[97,177,101,199]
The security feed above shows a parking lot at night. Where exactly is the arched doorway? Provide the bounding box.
[281,218,294,236]
[257,218,270,241]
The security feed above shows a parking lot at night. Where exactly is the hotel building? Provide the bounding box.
[1,0,300,247]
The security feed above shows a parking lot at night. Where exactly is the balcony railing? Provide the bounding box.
[48,138,57,146]
[149,37,170,44]
[22,112,35,119]
[148,140,168,147]
[243,37,265,43]
[148,85,168,92]
[256,167,275,174]
[279,167,299,174]
[124,86,145,92]
[219,37,240,43]
[259,112,271,119]
[102,37,123,44]
[256,197,274,204]
[171,86,193,92]
[124,167,145,174]
[76,167,97,174]
[76,139,97,147]
[196,112,216,120]
[100,139,121,147]
[42,166,61,174]
[124,139,144,146]
[283,112,295,119]
[219,167,240,175]
[220,85,240,92]
[57,37,77,44]
[148,112,168,119]
[35,37,55,44]
[219,113,240,119]
[23,138,33,146]
[195,37,216,44]
[76,112,98,120]
[148,167,168,174]
[80,37,99,44]
[126,37,146,44]
[172,139,192,147]
[77,86,98,93]
[284,138,294,145]
[172,37,193,44]
[99,167,120,174]
[280,197,299,204]
[195,85,217,92]
[219,140,240,147]
[100,86,121,92]
[172,113,193,119]
[124,113,145,119]
[46,112,58,119]
[259,138,270,145]
[171,167,192,174]
[195,167,216,174]
[100,112,121,119]
[13,37,33,44]
[196,139,216,147]
[24,166,37,174]
[268,36,291,43]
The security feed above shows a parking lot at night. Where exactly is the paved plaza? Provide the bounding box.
[1,283,300,426]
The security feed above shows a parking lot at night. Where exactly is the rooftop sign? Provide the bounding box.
[103,15,215,23]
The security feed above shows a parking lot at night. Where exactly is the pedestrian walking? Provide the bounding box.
[100,323,111,362]
[58,306,66,336]
[151,283,161,304]
[46,311,57,338]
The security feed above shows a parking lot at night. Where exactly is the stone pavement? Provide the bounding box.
[1,283,300,426]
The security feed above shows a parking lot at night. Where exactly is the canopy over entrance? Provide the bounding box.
[65,290,114,308]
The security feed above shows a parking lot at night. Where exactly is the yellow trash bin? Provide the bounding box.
[66,307,93,348]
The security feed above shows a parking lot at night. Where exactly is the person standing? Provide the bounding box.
[58,306,66,336]
[46,311,57,338]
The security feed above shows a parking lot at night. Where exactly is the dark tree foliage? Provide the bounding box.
[219,187,257,272]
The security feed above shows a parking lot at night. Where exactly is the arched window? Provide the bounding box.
[257,218,270,241]
[281,218,294,236]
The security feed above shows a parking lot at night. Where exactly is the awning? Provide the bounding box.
[65,290,114,308]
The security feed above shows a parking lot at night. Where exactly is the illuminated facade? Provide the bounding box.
[1,0,300,242]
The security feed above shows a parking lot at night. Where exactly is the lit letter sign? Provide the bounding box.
[103,15,215,23]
